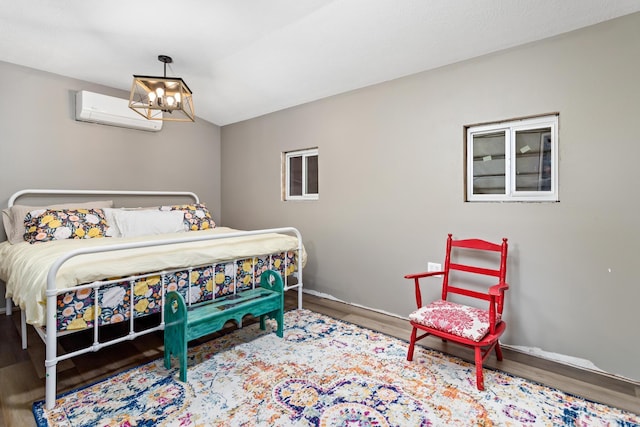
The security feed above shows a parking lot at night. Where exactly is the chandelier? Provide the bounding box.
[129,55,195,122]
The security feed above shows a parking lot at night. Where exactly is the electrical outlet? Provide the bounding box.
[427,262,441,272]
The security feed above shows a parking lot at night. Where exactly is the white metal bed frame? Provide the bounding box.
[2,189,304,410]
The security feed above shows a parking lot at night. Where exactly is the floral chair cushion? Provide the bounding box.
[409,300,500,342]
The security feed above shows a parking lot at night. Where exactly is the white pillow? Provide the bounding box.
[112,210,185,238]
[102,208,121,238]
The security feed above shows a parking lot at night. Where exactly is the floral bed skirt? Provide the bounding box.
[56,252,296,331]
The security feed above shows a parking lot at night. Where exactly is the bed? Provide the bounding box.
[0,189,305,409]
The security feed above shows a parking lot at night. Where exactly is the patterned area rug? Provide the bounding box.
[33,309,639,426]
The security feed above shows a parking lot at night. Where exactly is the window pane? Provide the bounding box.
[289,156,302,196]
[466,114,557,202]
[472,132,505,194]
[515,127,552,191]
[305,155,318,194]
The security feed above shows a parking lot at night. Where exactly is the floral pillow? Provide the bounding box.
[159,204,216,231]
[23,208,109,244]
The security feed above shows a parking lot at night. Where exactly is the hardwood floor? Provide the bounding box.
[1,291,638,426]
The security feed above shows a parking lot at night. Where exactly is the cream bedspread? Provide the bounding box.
[0,227,305,327]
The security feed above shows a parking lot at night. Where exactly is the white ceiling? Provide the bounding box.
[2,1,639,126]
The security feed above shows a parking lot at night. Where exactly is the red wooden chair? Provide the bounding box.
[405,234,508,390]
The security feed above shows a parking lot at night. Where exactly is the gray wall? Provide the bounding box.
[221,13,640,380]
[0,61,221,226]
[0,61,221,306]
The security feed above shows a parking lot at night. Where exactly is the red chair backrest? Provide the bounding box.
[442,234,508,314]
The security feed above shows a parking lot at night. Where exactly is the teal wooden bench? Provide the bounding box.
[163,269,284,382]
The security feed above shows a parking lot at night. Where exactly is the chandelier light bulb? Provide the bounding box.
[148,92,157,102]
[166,96,175,107]
[156,87,165,97]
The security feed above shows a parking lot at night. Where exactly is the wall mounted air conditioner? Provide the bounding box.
[75,90,163,132]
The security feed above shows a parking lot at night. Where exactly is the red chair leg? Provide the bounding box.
[494,341,503,361]
[474,346,484,391]
[407,327,417,361]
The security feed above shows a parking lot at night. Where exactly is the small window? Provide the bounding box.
[283,148,318,201]
[466,114,558,202]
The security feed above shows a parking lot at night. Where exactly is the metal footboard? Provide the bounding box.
[42,227,303,409]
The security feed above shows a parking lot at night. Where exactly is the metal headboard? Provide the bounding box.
[8,189,199,208]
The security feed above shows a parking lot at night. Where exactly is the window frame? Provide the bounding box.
[465,114,559,202]
[283,147,319,201]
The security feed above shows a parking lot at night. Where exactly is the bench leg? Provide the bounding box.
[164,346,171,370]
[275,308,284,338]
[179,344,188,382]
[259,309,284,338]
[165,337,188,382]
[164,320,188,381]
